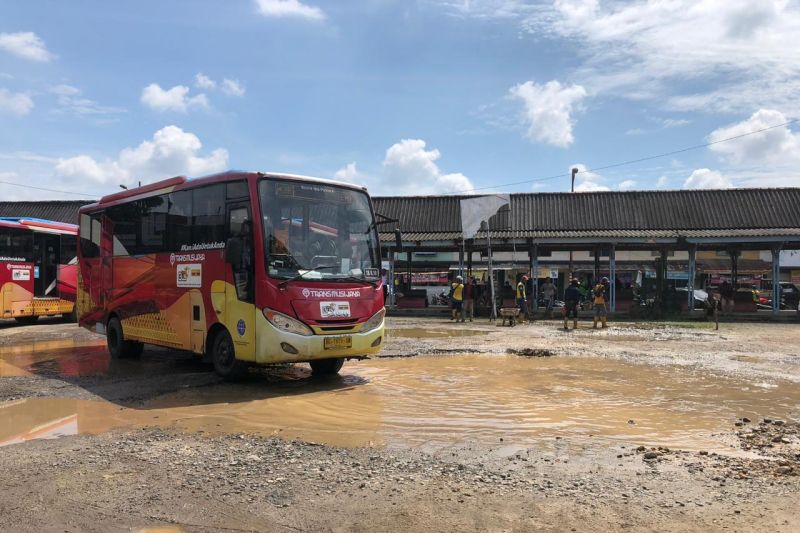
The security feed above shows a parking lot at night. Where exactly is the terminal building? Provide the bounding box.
[3,187,800,316]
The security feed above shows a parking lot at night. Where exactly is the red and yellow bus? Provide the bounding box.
[1,218,78,323]
[77,172,386,378]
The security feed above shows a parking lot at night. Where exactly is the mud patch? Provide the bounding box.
[387,328,490,339]
[506,348,554,357]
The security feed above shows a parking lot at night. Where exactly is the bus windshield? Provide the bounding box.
[259,178,380,281]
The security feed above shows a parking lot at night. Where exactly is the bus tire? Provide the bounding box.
[310,357,344,376]
[211,329,247,381]
[66,307,78,323]
[107,317,142,359]
[14,315,39,325]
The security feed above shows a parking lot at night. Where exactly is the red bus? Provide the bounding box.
[1,217,78,323]
[77,172,386,378]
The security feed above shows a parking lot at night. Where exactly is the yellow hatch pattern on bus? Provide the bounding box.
[1,282,73,319]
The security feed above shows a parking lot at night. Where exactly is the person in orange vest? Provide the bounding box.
[450,275,465,322]
[592,276,609,329]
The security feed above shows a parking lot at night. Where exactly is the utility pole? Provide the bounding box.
[569,167,578,279]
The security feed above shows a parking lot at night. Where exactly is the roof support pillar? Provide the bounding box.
[772,246,782,315]
[530,243,539,314]
[466,246,473,277]
[593,246,601,284]
[609,244,616,313]
[729,249,740,288]
[687,244,697,313]
[387,249,396,307]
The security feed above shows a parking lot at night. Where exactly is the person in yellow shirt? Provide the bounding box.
[592,277,609,329]
[516,275,529,322]
[451,275,465,322]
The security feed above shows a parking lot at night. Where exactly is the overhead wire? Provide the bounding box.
[0,118,797,198]
[445,117,800,195]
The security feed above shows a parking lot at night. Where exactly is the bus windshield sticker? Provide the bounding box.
[320,301,350,318]
[176,263,202,288]
[0,256,26,262]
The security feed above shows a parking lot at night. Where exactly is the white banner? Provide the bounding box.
[460,194,510,239]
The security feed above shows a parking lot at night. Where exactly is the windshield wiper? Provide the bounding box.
[278,265,337,289]
[330,275,378,289]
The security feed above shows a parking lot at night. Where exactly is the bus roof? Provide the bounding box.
[0,217,78,234]
[81,171,369,212]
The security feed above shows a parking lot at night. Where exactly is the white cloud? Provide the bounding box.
[221,79,245,97]
[335,140,473,195]
[0,32,54,62]
[618,179,636,191]
[193,74,245,97]
[140,84,209,113]
[194,73,216,90]
[570,163,609,192]
[708,109,800,166]
[0,88,33,116]
[683,168,733,190]
[381,139,473,195]
[509,80,586,147]
[254,0,325,21]
[333,162,362,184]
[55,125,228,186]
[656,176,670,189]
[49,84,80,96]
[49,85,125,117]
[453,1,800,113]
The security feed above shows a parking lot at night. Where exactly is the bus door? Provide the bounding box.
[223,203,256,359]
[32,233,60,298]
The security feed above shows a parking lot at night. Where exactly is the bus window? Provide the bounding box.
[192,184,226,244]
[60,233,77,264]
[79,213,102,258]
[226,205,253,302]
[0,227,34,262]
[167,190,192,251]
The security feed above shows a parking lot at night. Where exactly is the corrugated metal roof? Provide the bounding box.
[380,228,800,243]
[0,201,92,225]
[373,188,800,234]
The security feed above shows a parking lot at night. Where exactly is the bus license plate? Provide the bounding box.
[324,336,352,350]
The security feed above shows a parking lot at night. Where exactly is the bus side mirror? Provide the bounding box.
[394,228,403,251]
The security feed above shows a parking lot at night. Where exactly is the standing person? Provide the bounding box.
[541,278,556,317]
[516,275,529,322]
[463,276,476,322]
[592,276,609,329]
[451,275,465,322]
[563,278,580,330]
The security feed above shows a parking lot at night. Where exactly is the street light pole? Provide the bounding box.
[569,168,578,280]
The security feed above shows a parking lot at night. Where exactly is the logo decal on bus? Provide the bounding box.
[170,253,206,266]
[12,269,31,281]
[237,319,246,336]
[176,263,202,288]
[301,289,361,298]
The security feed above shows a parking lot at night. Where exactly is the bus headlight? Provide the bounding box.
[362,308,385,333]
[263,308,313,336]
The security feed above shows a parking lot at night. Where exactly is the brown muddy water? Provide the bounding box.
[2,342,799,454]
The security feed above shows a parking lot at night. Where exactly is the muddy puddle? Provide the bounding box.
[3,349,799,454]
[387,328,489,338]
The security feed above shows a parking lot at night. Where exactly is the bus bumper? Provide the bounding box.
[254,314,385,365]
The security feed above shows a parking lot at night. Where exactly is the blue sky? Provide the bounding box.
[1,0,799,200]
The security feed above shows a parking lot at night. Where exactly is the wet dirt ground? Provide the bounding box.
[0,316,798,532]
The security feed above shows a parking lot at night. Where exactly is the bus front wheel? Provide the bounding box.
[310,357,344,376]
[211,329,247,381]
[107,317,143,359]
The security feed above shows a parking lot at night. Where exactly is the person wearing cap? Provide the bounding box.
[540,277,557,317]
[563,278,581,330]
[592,276,610,328]
[516,275,528,322]
[451,275,465,322]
